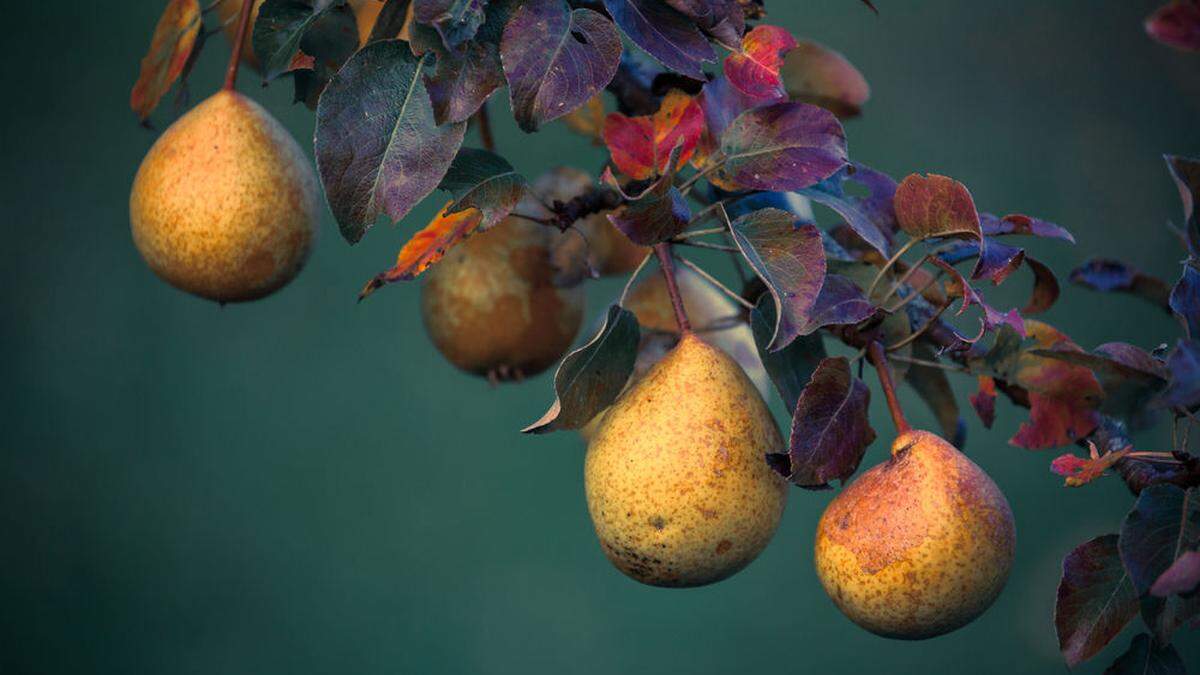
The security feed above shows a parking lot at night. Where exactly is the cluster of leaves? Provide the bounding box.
[131,0,1199,669]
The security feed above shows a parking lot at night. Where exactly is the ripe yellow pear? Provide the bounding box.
[421,215,585,381]
[129,90,319,303]
[585,333,788,587]
[814,429,1015,639]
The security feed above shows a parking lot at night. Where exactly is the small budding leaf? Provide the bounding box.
[359,202,483,298]
[1054,534,1140,668]
[523,305,640,434]
[130,0,201,122]
[780,39,870,118]
[501,0,622,132]
[772,356,875,489]
[750,296,827,412]
[315,41,467,243]
[253,0,358,82]
[1118,485,1200,596]
[412,0,489,50]
[724,24,797,101]
[718,101,849,192]
[1150,550,1200,597]
[437,147,527,230]
[1051,445,1132,487]
[1069,258,1173,311]
[602,90,704,180]
[893,173,982,241]
[730,208,827,351]
[1104,633,1187,675]
[1145,1,1200,52]
[602,0,715,80]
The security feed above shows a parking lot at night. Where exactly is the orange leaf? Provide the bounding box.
[130,0,202,122]
[359,202,484,300]
[1051,443,1132,487]
[602,90,703,180]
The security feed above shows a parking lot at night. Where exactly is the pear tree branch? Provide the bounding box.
[222,0,255,91]
[654,243,692,334]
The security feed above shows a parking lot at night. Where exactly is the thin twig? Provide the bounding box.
[687,202,729,230]
[890,354,969,373]
[677,255,755,310]
[672,239,739,252]
[673,226,729,240]
[222,0,255,91]
[884,271,945,314]
[867,341,911,434]
[654,244,692,333]
[617,251,654,307]
[887,302,950,352]
[866,237,925,301]
[678,156,726,195]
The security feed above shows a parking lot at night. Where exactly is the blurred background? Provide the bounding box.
[2,1,1198,673]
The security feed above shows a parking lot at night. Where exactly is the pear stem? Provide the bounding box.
[867,340,911,435]
[223,0,256,91]
[654,243,692,334]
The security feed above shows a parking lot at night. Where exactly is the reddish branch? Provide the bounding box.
[654,244,692,334]
[223,0,256,91]
[866,340,911,434]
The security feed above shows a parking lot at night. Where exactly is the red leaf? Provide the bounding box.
[894,173,982,240]
[724,24,798,101]
[130,0,202,122]
[1051,445,1132,487]
[1054,535,1140,668]
[780,39,870,118]
[1010,320,1103,449]
[359,202,484,299]
[1012,392,1100,450]
[970,375,997,428]
[602,90,703,180]
[1146,1,1200,52]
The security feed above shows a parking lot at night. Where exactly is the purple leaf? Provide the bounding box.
[1165,155,1200,255]
[729,208,827,351]
[750,296,827,412]
[1156,339,1200,410]
[796,165,896,256]
[664,0,743,48]
[501,0,622,132]
[795,273,875,335]
[413,0,488,50]
[1151,550,1200,597]
[437,148,526,230]
[718,101,849,192]
[523,305,640,433]
[315,40,467,244]
[603,145,690,245]
[1119,485,1200,595]
[1070,258,1173,311]
[1103,633,1186,675]
[774,356,876,489]
[410,9,507,125]
[602,0,715,80]
[981,212,1075,243]
[1169,264,1200,338]
[1146,1,1200,53]
[1054,534,1140,668]
[698,74,758,140]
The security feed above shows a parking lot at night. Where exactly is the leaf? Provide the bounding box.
[771,356,876,489]
[664,0,744,48]
[1119,485,1200,596]
[603,145,690,245]
[750,296,827,412]
[1010,320,1103,449]
[1052,445,1133,487]
[501,0,622,132]
[796,165,897,256]
[982,212,1075,243]
[724,24,797,101]
[1103,634,1187,675]
[730,208,827,351]
[523,305,640,433]
[359,202,483,297]
[1165,155,1200,255]
[718,101,848,192]
[1151,550,1200,597]
[130,0,201,122]
[1055,534,1140,668]
[1145,1,1200,52]
[1170,264,1200,338]
[602,90,704,180]
[893,173,982,241]
[437,147,526,229]
[410,0,508,124]
[412,0,488,50]
[602,0,715,80]
[1156,339,1200,410]
[253,0,358,82]
[1070,258,1173,311]
[780,39,870,118]
[563,93,606,142]
[971,375,997,428]
[905,342,964,447]
[794,273,875,335]
[1030,343,1169,421]
[314,40,467,244]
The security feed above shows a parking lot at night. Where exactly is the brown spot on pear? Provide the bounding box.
[129,90,318,303]
[585,333,787,587]
[814,430,1015,639]
[420,215,585,380]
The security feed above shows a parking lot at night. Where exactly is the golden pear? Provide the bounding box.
[585,333,788,587]
[129,90,319,303]
[420,215,585,381]
[814,429,1015,639]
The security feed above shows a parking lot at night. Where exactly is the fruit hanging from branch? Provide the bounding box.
[129,0,1200,668]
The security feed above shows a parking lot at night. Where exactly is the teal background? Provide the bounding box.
[3,1,1198,673]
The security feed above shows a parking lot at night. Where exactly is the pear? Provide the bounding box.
[585,333,788,587]
[129,90,319,303]
[420,214,585,381]
[530,167,649,276]
[814,429,1015,639]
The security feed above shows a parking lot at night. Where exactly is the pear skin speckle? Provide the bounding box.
[129,90,318,303]
[814,430,1016,639]
[585,333,787,587]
